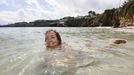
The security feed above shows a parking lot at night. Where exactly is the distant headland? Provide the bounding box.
[0,1,134,28]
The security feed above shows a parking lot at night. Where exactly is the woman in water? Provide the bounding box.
[43,29,94,74]
[35,29,76,75]
[44,29,76,68]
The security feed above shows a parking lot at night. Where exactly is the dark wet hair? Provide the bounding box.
[45,29,62,45]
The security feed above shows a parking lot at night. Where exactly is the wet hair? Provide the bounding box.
[45,29,62,45]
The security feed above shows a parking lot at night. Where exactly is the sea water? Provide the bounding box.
[0,27,134,75]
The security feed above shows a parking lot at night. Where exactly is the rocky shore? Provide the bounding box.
[0,1,133,27]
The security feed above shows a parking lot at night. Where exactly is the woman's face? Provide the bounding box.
[45,31,59,48]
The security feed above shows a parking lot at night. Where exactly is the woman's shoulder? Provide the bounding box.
[61,42,73,50]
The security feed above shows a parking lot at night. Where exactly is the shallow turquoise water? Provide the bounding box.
[0,27,134,75]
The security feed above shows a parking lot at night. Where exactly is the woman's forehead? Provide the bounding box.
[46,31,56,36]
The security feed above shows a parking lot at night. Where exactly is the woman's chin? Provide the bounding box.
[47,45,58,49]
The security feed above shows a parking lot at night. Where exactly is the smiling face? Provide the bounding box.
[45,30,61,49]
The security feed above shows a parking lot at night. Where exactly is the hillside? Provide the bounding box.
[0,1,133,27]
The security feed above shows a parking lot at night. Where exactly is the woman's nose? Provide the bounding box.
[47,38,52,42]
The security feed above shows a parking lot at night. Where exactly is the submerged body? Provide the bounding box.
[43,29,77,75]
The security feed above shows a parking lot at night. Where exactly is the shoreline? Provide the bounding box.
[95,26,134,34]
[114,26,134,34]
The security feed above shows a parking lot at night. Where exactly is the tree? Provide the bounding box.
[88,11,96,17]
